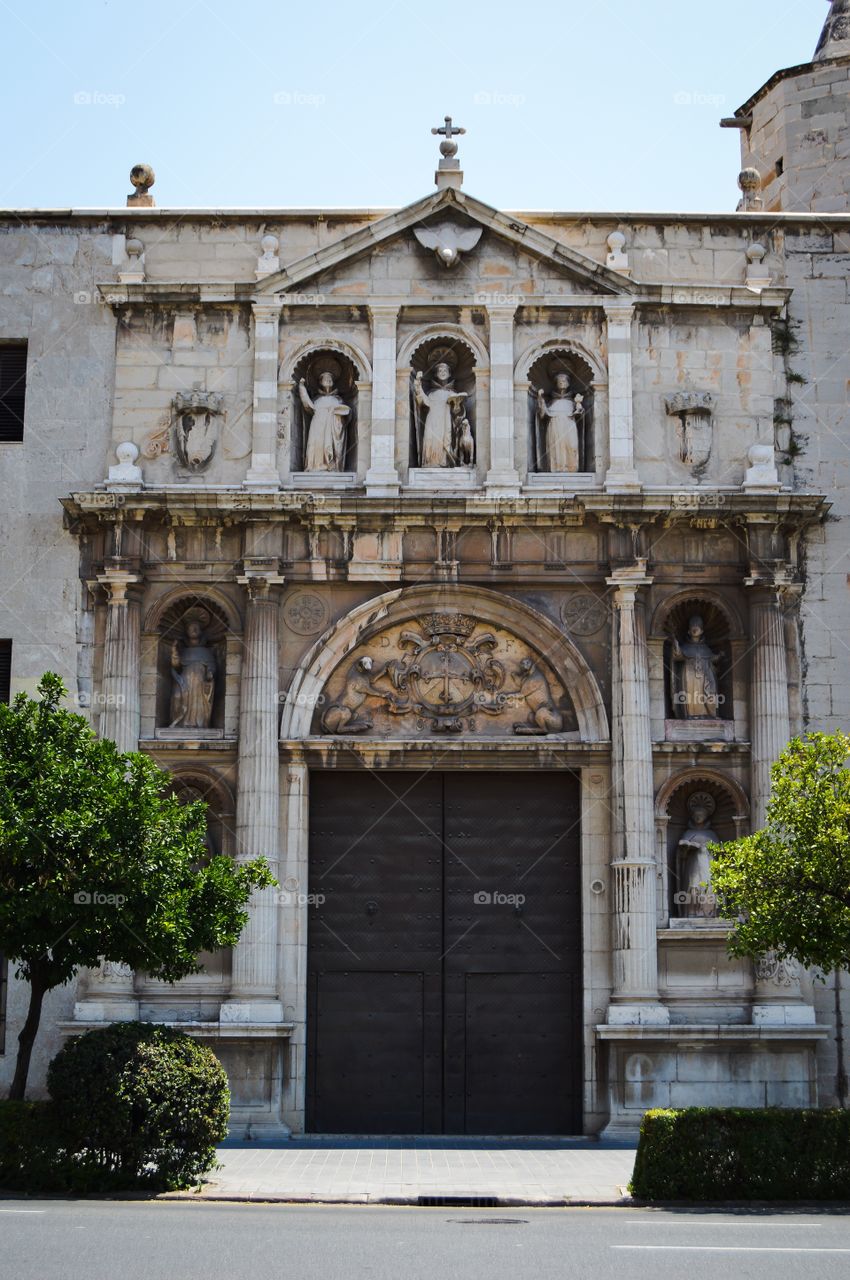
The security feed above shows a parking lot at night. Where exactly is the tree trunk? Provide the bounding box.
[836,969,848,1109]
[8,967,49,1101]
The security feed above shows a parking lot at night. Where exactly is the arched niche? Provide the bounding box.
[149,595,233,736]
[169,769,236,859]
[280,584,609,743]
[650,591,744,734]
[655,769,749,921]
[145,768,235,991]
[289,345,361,474]
[402,330,484,470]
[526,348,596,474]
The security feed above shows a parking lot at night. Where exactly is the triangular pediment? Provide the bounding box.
[255,187,636,298]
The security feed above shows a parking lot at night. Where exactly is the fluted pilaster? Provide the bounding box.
[98,568,142,752]
[749,585,792,828]
[226,569,284,1013]
[607,568,667,1021]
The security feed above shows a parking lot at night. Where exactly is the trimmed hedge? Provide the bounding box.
[0,1101,71,1193]
[1,1024,230,1194]
[631,1107,850,1201]
[47,1022,230,1190]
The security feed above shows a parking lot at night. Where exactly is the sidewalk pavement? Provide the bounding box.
[188,1137,637,1206]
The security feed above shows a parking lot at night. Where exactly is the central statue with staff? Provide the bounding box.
[413,348,475,467]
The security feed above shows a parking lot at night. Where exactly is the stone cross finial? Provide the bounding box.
[815,0,850,60]
[432,116,466,156]
[432,116,466,190]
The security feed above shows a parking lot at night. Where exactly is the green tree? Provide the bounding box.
[711,731,850,1103]
[0,674,274,1100]
[711,732,850,969]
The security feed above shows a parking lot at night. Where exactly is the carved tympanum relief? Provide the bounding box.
[316,612,576,737]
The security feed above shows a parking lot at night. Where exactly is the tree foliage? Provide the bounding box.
[711,731,850,972]
[0,674,274,1097]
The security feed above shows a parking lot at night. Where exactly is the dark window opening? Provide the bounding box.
[775,157,784,177]
[0,343,27,442]
[0,640,11,703]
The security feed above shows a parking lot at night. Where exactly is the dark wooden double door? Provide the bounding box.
[306,770,583,1134]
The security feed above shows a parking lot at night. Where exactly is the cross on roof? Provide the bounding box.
[432,116,465,159]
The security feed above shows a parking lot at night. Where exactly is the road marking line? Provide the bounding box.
[0,1209,45,1214]
[612,1246,850,1254]
[621,1221,821,1228]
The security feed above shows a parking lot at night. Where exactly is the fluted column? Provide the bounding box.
[484,304,521,494]
[222,566,285,1022]
[365,304,400,495]
[606,566,667,1024]
[748,582,792,828]
[75,565,143,1021]
[97,566,142,751]
[245,301,282,489]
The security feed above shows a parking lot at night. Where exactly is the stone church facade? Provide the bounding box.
[1,6,849,1135]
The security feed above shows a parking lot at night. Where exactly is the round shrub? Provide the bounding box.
[47,1022,229,1190]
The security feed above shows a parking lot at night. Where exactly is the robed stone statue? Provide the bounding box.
[169,618,217,729]
[670,614,722,719]
[533,372,584,472]
[299,372,350,472]
[413,356,473,467]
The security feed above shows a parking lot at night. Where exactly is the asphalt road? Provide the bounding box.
[1,1201,849,1280]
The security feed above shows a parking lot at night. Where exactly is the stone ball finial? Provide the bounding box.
[130,164,155,192]
[746,241,767,263]
[127,164,156,208]
[125,237,144,259]
[261,233,279,254]
[116,441,140,466]
[738,167,762,193]
[607,231,627,253]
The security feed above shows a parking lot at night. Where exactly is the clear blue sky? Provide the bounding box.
[0,0,825,212]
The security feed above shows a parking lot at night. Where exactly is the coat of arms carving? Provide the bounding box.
[317,612,574,737]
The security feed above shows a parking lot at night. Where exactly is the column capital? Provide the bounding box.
[606,561,653,600]
[603,301,636,325]
[367,302,400,325]
[251,299,283,321]
[97,565,143,605]
[237,558,286,597]
[484,302,518,321]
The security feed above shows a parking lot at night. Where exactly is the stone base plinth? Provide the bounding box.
[407,467,478,491]
[290,471,358,490]
[597,1022,829,1137]
[154,727,225,741]
[664,718,735,742]
[524,472,598,491]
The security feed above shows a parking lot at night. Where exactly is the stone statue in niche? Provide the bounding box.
[675,792,720,918]
[532,372,584,472]
[173,390,223,473]
[665,392,714,478]
[169,616,217,729]
[298,370,351,472]
[671,615,722,719]
[511,657,564,734]
[413,350,474,467]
